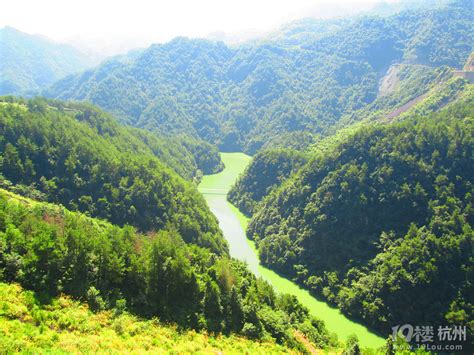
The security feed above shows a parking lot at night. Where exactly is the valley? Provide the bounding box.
[1,0,472,352]
[199,153,385,348]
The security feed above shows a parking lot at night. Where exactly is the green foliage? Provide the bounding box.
[343,335,361,355]
[228,149,308,216]
[46,1,473,152]
[248,97,474,334]
[87,286,106,312]
[0,282,294,353]
[0,189,335,349]
[0,97,225,252]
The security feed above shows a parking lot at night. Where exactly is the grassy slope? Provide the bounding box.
[0,283,291,354]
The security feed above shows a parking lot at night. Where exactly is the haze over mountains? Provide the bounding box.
[0,27,97,95]
[44,0,472,153]
[0,0,473,352]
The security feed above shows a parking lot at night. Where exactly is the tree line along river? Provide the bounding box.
[198,152,385,349]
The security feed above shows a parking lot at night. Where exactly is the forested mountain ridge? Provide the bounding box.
[0,27,95,95]
[228,77,474,222]
[246,97,473,334]
[0,97,224,252]
[1,1,472,352]
[0,97,223,180]
[46,0,473,153]
[0,188,338,351]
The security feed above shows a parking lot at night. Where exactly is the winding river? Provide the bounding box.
[198,152,385,348]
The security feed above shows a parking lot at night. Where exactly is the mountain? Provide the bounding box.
[1,0,472,351]
[0,27,96,95]
[0,97,224,252]
[46,0,473,153]
[0,97,342,350]
[246,96,473,334]
[228,68,474,215]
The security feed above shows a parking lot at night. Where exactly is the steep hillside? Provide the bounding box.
[229,77,474,224]
[393,76,474,121]
[228,149,308,217]
[338,70,471,128]
[0,27,95,95]
[0,97,224,252]
[0,283,291,354]
[0,189,336,351]
[46,0,473,153]
[247,98,473,333]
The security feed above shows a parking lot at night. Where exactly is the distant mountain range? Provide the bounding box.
[44,0,473,153]
[0,0,472,352]
[0,27,97,95]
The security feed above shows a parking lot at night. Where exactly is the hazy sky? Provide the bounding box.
[1,0,398,54]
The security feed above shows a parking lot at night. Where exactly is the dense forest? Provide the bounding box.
[0,97,224,251]
[46,0,473,152]
[0,97,353,352]
[1,0,472,352]
[0,189,337,351]
[246,98,473,335]
[230,77,474,220]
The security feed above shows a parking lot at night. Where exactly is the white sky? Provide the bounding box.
[0,0,398,54]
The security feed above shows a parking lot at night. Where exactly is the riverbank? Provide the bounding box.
[198,152,385,349]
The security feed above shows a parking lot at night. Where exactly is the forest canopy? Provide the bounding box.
[46,0,473,153]
[247,97,474,334]
[0,189,336,350]
[0,97,224,252]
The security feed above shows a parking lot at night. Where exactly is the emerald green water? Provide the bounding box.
[199,152,385,348]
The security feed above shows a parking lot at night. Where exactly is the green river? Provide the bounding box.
[198,152,385,348]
